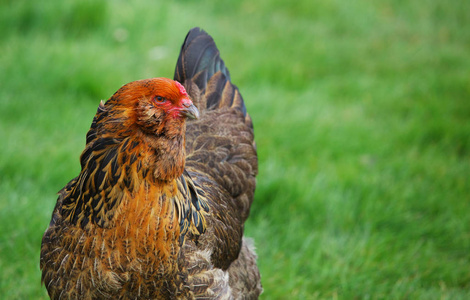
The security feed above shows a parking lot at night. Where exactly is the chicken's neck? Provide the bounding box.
[62,132,187,230]
[142,133,187,182]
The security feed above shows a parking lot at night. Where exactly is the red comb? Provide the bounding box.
[174,81,188,97]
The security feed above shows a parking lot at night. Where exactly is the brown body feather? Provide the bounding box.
[41,28,261,299]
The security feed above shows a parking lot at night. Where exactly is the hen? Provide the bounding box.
[40,27,262,299]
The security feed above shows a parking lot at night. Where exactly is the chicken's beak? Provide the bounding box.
[180,100,200,120]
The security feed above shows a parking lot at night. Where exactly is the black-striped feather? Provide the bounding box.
[174,27,247,117]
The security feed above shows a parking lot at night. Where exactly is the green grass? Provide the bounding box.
[1,0,469,299]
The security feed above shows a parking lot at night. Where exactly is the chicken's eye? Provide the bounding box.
[154,96,166,103]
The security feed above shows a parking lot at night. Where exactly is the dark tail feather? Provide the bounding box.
[174,27,247,116]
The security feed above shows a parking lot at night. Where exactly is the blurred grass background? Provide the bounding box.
[1,0,469,299]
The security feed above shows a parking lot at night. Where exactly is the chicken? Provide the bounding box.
[40,27,262,299]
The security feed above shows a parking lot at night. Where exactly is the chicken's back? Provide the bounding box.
[175,27,262,298]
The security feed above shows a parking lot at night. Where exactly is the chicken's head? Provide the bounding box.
[107,77,199,138]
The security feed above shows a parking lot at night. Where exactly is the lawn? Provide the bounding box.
[1,0,469,299]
